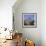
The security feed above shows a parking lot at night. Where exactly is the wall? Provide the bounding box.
[13,0,46,46]
[0,0,16,39]
[41,0,46,46]
[0,0,16,30]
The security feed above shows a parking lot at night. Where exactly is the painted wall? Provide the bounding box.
[13,0,46,46]
[0,0,16,39]
[0,0,16,30]
[41,0,46,46]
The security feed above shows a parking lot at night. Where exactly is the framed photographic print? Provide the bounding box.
[22,13,37,28]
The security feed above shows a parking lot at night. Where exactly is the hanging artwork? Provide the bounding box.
[22,13,37,28]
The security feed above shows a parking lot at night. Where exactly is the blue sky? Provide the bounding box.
[24,15,34,21]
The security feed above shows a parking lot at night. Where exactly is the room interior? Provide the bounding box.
[0,0,46,46]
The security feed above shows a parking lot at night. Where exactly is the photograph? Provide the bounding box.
[22,13,37,28]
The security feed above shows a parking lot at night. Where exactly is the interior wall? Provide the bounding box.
[0,0,16,30]
[13,0,46,46]
[41,0,46,46]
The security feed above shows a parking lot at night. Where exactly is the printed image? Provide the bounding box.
[22,13,37,28]
[24,15,34,25]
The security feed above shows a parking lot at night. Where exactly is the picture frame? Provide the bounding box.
[22,13,37,28]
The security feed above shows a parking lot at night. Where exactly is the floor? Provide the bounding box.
[0,39,16,46]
